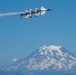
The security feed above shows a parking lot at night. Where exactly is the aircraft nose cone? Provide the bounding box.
[47,9,54,11]
[47,9,51,11]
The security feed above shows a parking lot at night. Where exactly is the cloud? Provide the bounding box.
[12,58,18,62]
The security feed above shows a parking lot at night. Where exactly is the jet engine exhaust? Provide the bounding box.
[0,12,24,17]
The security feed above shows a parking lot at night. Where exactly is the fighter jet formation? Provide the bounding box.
[0,7,54,19]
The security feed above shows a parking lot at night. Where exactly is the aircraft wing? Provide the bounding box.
[29,13,33,18]
[24,15,29,19]
[36,12,40,17]
[41,11,46,15]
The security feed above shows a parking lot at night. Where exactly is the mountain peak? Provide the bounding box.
[39,45,62,56]
[0,45,76,75]
[40,45,62,51]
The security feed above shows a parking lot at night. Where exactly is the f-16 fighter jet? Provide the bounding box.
[0,7,54,19]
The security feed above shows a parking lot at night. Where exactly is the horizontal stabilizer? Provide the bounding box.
[25,10,28,12]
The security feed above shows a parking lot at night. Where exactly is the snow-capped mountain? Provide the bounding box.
[0,45,76,75]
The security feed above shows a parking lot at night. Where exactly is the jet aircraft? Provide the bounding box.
[20,7,54,19]
[0,7,54,19]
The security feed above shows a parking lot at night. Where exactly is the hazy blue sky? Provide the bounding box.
[0,0,76,67]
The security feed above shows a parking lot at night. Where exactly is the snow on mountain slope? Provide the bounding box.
[1,45,76,73]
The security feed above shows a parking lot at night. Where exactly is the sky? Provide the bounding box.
[0,0,76,67]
